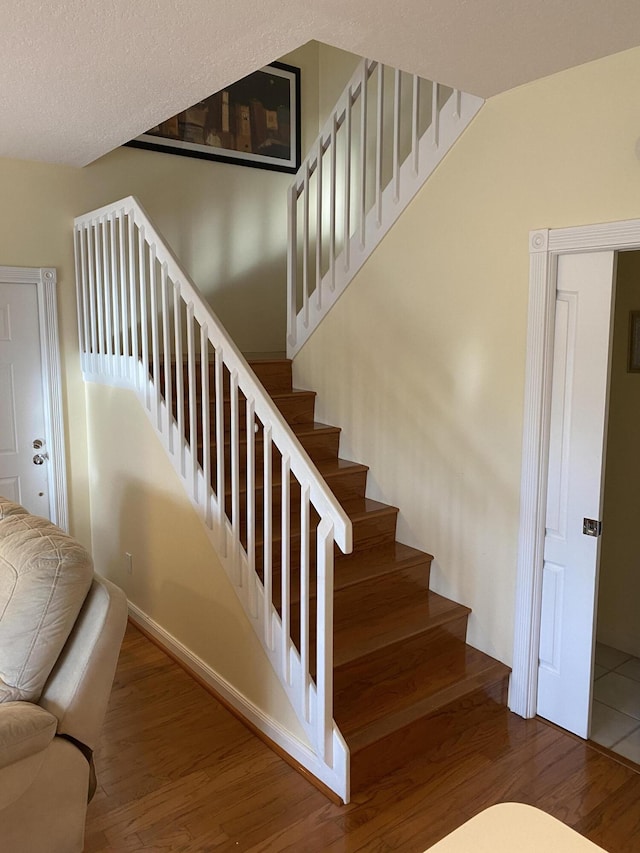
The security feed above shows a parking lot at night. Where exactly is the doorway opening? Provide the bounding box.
[512,219,640,735]
[590,249,640,763]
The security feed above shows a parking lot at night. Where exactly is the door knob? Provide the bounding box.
[33,453,48,465]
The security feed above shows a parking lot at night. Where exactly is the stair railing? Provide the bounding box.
[74,196,353,801]
[287,57,483,357]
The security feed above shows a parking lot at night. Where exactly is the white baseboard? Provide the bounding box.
[126,603,340,798]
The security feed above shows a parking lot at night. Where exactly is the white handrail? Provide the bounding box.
[287,57,484,357]
[74,196,352,801]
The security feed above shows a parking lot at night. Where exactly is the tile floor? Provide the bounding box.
[591,642,640,763]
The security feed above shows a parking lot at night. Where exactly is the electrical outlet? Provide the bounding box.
[125,552,133,575]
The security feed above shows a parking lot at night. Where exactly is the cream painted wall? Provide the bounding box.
[0,41,321,547]
[318,44,362,124]
[597,250,640,658]
[294,45,640,665]
[85,382,308,741]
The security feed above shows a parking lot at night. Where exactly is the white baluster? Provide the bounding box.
[281,453,291,684]
[95,222,105,364]
[392,69,401,203]
[302,163,310,329]
[287,184,298,348]
[186,302,197,501]
[138,227,150,404]
[128,214,138,386]
[432,81,440,149]
[300,483,310,721]
[246,396,257,617]
[344,89,352,271]
[161,263,172,451]
[109,214,120,374]
[200,324,212,527]
[86,225,97,373]
[316,517,335,763]
[375,63,384,227]
[119,211,129,365]
[215,346,226,554]
[102,216,112,375]
[78,227,90,360]
[73,228,84,373]
[329,116,337,290]
[359,63,369,250]
[263,425,273,649]
[411,75,420,176]
[315,139,323,311]
[149,243,161,427]
[173,282,185,476]
[230,369,241,581]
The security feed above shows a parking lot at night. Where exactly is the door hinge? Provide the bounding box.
[583,518,602,537]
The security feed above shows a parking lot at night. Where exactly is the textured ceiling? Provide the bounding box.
[4,0,640,166]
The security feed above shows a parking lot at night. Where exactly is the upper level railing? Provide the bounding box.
[287,57,483,356]
[74,196,353,801]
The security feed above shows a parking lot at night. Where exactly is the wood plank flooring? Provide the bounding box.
[85,623,640,852]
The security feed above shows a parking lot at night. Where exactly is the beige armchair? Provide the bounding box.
[0,497,127,853]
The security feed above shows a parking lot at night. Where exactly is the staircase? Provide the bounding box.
[245,356,510,793]
[75,57,495,803]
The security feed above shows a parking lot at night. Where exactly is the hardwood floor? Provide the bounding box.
[85,623,640,852]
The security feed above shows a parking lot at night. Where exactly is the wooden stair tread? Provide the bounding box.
[338,496,399,521]
[274,388,315,401]
[334,541,433,591]
[333,574,470,666]
[225,457,368,495]
[335,631,510,751]
[198,420,340,451]
[238,420,337,444]
[188,387,315,405]
[251,491,399,549]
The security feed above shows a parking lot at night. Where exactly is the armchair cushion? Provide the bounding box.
[0,499,93,703]
[0,702,57,770]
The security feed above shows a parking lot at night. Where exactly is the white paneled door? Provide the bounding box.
[537,251,616,738]
[0,281,50,517]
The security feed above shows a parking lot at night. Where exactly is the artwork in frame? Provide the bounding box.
[127,62,300,174]
[628,310,640,372]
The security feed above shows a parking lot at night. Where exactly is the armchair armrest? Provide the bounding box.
[0,701,57,770]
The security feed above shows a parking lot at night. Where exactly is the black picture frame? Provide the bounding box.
[126,62,301,174]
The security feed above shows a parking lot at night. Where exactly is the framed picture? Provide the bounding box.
[629,310,640,372]
[127,62,300,174]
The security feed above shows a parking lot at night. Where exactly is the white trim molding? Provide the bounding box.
[511,219,640,718]
[0,266,68,530]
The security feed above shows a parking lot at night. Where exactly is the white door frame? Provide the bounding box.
[510,220,640,719]
[0,266,67,530]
